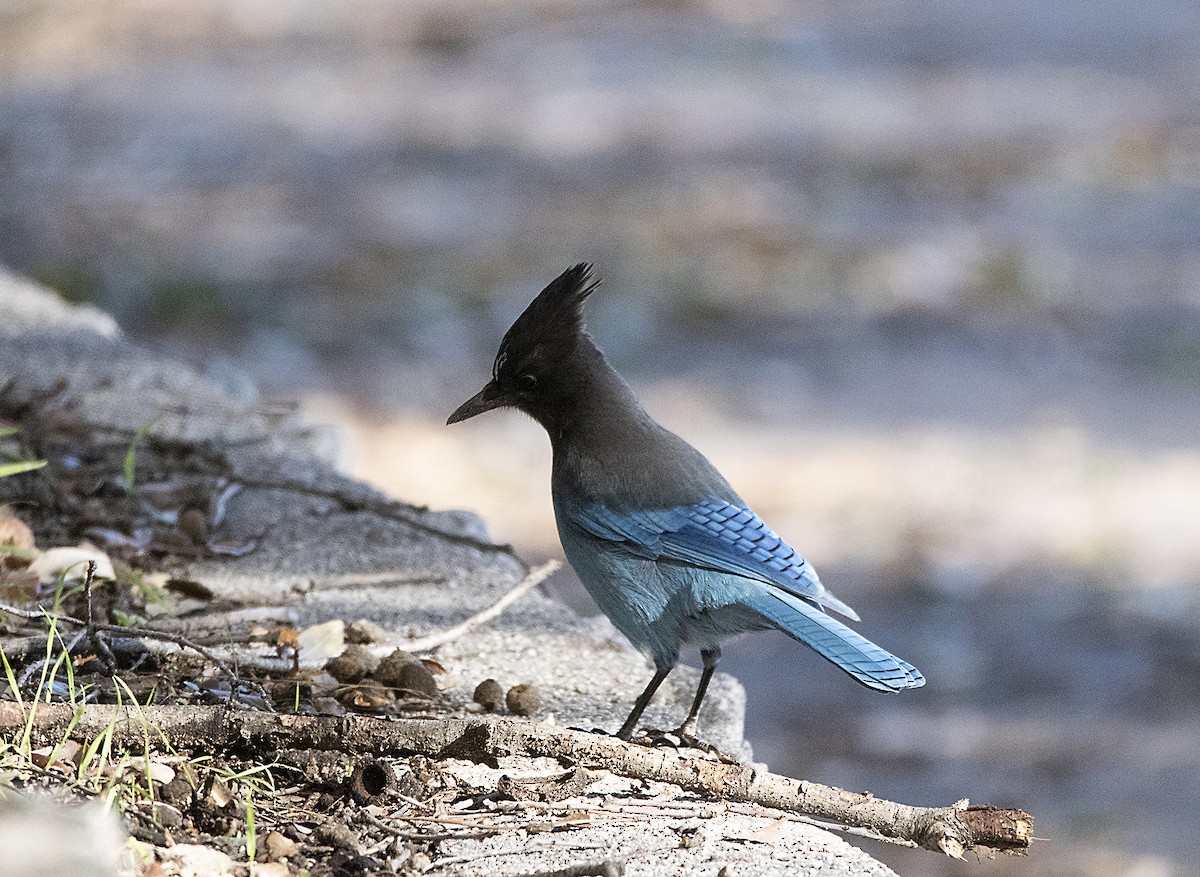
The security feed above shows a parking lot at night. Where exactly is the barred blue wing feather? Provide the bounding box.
[572,498,860,620]
[739,589,926,691]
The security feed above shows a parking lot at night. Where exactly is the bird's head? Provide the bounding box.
[447,263,601,426]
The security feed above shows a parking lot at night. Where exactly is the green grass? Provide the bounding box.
[123,419,158,491]
[0,604,282,858]
[0,426,46,479]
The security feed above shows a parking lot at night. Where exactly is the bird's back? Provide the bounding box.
[553,416,739,512]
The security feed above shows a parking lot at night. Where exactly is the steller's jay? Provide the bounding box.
[449,264,924,742]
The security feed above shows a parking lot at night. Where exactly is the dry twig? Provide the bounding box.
[402,560,560,652]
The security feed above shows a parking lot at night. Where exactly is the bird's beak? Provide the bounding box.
[447,381,505,424]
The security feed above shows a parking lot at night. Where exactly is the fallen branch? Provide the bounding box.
[0,704,1032,857]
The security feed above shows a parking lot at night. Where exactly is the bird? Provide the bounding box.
[448,264,924,742]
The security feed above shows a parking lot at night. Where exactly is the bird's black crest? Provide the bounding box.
[493,263,601,380]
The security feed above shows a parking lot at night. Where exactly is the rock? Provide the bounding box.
[160,775,194,807]
[472,678,505,713]
[264,830,300,861]
[177,506,210,544]
[326,643,380,683]
[505,683,541,717]
[381,662,439,695]
[376,653,439,697]
[312,820,359,852]
[250,862,290,876]
[346,618,389,644]
[151,801,184,829]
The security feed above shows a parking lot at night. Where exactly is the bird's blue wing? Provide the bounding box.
[570,497,924,691]
[572,498,858,620]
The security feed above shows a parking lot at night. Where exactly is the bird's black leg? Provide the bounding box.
[676,646,720,740]
[615,664,673,741]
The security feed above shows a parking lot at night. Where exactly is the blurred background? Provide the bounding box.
[3,1,1199,874]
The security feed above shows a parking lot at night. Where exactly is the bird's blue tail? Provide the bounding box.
[742,589,925,691]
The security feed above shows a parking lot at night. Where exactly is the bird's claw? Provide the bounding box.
[630,727,732,760]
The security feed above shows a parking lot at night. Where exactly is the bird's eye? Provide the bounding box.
[517,374,538,390]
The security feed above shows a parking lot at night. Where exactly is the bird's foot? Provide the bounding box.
[632,727,734,761]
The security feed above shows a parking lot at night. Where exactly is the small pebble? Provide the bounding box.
[177,506,209,544]
[375,650,438,696]
[393,662,439,697]
[346,618,389,644]
[372,649,416,684]
[159,775,194,807]
[264,830,300,861]
[506,683,541,716]
[410,852,432,871]
[472,679,504,713]
[313,820,358,851]
[151,801,183,829]
[326,644,379,684]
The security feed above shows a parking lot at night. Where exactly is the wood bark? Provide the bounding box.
[0,702,1031,857]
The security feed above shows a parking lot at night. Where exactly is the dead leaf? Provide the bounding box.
[129,756,176,786]
[164,578,214,600]
[30,744,78,776]
[29,545,115,583]
[264,831,300,861]
[0,506,36,554]
[296,619,345,666]
[207,777,234,809]
[340,681,396,712]
[730,817,789,844]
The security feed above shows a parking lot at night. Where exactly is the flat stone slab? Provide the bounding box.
[0,269,896,875]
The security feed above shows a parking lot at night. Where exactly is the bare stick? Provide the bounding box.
[0,600,252,700]
[81,560,118,675]
[402,560,560,652]
[0,704,1032,857]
